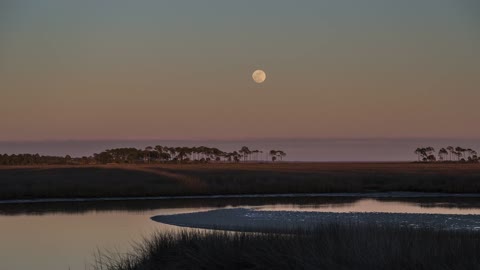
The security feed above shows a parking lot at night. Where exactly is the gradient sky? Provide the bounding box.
[1,0,479,140]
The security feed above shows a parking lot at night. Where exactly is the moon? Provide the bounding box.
[252,69,266,84]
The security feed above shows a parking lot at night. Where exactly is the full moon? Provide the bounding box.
[252,69,266,83]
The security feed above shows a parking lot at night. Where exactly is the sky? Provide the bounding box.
[1,0,479,141]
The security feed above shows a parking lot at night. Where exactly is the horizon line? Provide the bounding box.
[1,136,479,143]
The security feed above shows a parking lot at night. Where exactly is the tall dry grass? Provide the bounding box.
[1,163,480,200]
[93,224,480,270]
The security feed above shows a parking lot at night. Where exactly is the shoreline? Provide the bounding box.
[2,191,480,205]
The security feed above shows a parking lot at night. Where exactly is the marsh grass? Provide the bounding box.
[1,163,480,200]
[93,224,480,270]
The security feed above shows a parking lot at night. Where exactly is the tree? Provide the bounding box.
[144,146,153,163]
[446,146,454,161]
[467,149,477,160]
[167,147,177,162]
[269,150,277,162]
[438,148,448,161]
[175,147,189,162]
[210,148,224,162]
[154,145,165,162]
[277,150,286,161]
[455,147,466,161]
[239,146,251,162]
[232,151,241,162]
[414,147,435,162]
[94,151,113,164]
[414,148,422,161]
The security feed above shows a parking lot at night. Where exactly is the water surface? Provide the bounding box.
[1,196,480,270]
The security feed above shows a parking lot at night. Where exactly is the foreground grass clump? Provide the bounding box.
[94,225,480,270]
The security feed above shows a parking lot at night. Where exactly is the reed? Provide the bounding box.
[93,224,480,270]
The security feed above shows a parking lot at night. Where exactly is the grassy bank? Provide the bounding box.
[1,163,480,200]
[94,224,480,270]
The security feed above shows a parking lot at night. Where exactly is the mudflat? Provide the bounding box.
[152,208,480,231]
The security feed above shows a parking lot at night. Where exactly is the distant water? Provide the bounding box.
[0,138,479,161]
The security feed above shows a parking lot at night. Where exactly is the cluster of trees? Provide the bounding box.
[93,146,287,164]
[0,153,98,166]
[0,146,287,165]
[414,146,479,163]
[0,153,78,165]
[269,150,286,162]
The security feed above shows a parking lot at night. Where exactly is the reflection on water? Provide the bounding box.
[256,199,480,215]
[3,196,480,216]
[0,197,360,216]
[378,197,480,211]
[1,197,480,270]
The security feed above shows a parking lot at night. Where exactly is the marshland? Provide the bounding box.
[1,144,480,269]
[2,162,480,201]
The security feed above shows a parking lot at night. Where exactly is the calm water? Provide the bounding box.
[1,197,480,270]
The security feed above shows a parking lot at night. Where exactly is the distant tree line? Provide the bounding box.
[414,146,479,163]
[0,146,287,165]
[93,146,286,164]
[0,153,75,165]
